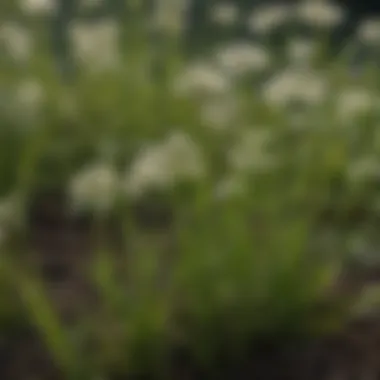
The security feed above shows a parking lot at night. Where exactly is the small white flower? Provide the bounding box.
[215,42,271,76]
[16,80,44,106]
[357,18,380,44]
[335,88,376,122]
[126,131,205,196]
[286,38,318,66]
[0,22,33,62]
[163,131,206,179]
[173,61,231,97]
[69,163,120,213]
[151,0,190,35]
[210,2,240,26]
[262,68,328,108]
[247,4,291,34]
[296,0,345,28]
[19,0,57,15]
[126,145,175,196]
[13,79,45,120]
[228,128,276,172]
[200,96,239,131]
[69,19,121,72]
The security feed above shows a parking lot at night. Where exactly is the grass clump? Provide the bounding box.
[1,0,380,378]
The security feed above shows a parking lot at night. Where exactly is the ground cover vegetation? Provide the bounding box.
[2,1,380,379]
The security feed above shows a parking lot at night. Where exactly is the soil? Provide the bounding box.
[2,191,380,380]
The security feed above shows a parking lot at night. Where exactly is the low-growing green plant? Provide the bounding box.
[1,0,380,378]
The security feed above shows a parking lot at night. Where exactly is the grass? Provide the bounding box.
[1,1,380,378]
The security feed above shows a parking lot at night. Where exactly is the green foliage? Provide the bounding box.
[0,1,379,378]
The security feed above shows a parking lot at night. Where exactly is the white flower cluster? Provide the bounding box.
[213,1,345,34]
[227,128,276,173]
[3,79,46,127]
[69,19,121,72]
[263,68,328,108]
[8,0,380,210]
[335,88,378,123]
[173,61,231,97]
[214,42,271,77]
[247,4,291,34]
[126,131,206,196]
[0,22,33,62]
[151,0,191,36]
[19,0,57,15]
[200,95,240,131]
[296,0,345,28]
[357,18,380,45]
[68,131,205,212]
[69,163,120,214]
[286,38,319,66]
[211,2,240,27]
[214,127,277,200]
[14,79,45,118]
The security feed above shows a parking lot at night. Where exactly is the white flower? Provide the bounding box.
[126,131,205,196]
[210,2,240,26]
[227,128,276,172]
[286,38,318,66]
[126,145,175,195]
[0,22,33,62]
[69,19,121,72]
[69,163,120,213]
[215,42,271,76]
[247,4,291,34]
[296,0,345,28]
[19,0,57,15]
[335,88,376,122]
[13,79,45,120]
[262,68,328,108]
[151,0,190,35]
[173,61,231,97]
[163,131,206,178]
[200,96,239,131]
[357,18,380,44]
